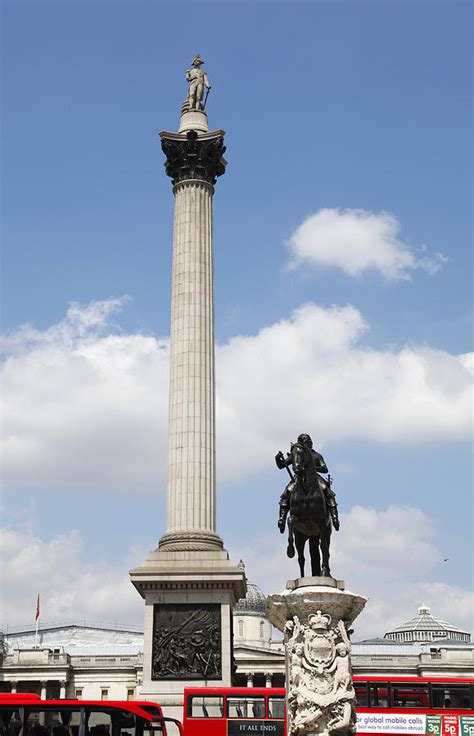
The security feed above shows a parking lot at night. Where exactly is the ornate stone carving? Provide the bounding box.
[161,130,226,186]
[152,603,221,680]
[284,610,356,736]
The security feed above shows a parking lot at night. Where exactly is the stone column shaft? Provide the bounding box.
[167,180,215,535]
[158,128,227,552]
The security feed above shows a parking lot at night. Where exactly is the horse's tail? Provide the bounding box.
[287,517,295,559]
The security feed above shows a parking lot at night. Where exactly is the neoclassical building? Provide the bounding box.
[1,587,472,700]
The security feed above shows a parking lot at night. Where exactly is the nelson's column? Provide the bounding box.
[130,56,246,716]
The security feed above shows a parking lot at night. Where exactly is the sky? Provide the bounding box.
[1,0,472,641]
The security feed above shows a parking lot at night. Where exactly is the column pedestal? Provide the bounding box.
[267,577,367,736]
[130,550,245,717]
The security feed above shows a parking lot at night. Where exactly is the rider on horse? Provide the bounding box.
[276,433,340,533]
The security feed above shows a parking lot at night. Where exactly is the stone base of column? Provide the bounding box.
[267,577,367,736]
[129,547,246,719]
[158,529,224,552]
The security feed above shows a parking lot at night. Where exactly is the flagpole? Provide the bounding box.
[35,594,40,648]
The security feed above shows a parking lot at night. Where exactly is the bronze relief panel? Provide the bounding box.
[152,603,221,680]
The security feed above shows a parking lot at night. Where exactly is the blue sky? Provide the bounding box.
[1,0,472,639]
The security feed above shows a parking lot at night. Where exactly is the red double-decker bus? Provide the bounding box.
[355,677,474,736]
[183,677,474,736]
[183,687,286,735]
[0,694,183,736]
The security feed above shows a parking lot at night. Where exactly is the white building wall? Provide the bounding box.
[234,615,272,646]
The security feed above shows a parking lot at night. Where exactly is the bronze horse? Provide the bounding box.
[286,443,333,578]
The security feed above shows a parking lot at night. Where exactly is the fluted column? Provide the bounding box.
[167,178,215,534]
[159,128,227,552]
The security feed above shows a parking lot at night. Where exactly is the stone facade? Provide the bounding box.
[1,602,472,702]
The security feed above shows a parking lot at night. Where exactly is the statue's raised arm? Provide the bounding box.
[185,54,211,111]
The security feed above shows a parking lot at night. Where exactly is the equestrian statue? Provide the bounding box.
[276,433,340,578]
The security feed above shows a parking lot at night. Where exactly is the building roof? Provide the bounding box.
[3,622,143,636]
[234,582,267,616]
[385,606,470,640]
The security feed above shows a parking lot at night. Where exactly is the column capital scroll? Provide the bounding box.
[160,129,227,187]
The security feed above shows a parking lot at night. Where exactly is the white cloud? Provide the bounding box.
[1,298,170,492]
[0,526,143,628]
[233,505,474,641]
[1,299,471,491]
[286,208,448,280]
[217,303,472,481]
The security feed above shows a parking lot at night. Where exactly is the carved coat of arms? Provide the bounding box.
[284,610,356,736]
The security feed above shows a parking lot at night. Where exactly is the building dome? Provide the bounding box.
[234,582,271,646]
[384,605,471,644]
[234,582,267,616]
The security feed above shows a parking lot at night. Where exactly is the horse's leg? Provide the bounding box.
[321,524,332,577]
[294,530,307,578]
[287,518,295,559]
[309,535,321,576]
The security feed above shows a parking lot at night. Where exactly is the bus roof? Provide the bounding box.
[353,676,474,683]
[0,697,157,716]
[183,687,286,696]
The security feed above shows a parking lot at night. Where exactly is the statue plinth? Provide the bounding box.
[178,107,209,134]
[267,578,367,736]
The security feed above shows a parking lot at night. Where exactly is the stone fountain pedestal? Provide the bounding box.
[267,577,367,736]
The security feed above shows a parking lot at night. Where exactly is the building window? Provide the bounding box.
[101,689,109,701]
[260,621,265,639]
[127,689,135,701]
[238,620,244,637]
[75,689,83,700]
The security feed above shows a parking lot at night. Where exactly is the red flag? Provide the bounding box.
[35,594,40,621]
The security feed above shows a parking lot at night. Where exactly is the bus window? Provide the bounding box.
[187,696,223,718]
[86,712,111,736]
[369,683,390,707]
[67,710,81,736]
[355,682,368,707]
[391,684,429,708]
[226,697,265,719]
[431,685,472,710]
[10,713,23,736]
[268,697,285,719]
[112,710,136,736]
[26,710,79,736]
[142,724,180,736]
[1,709,22,736]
